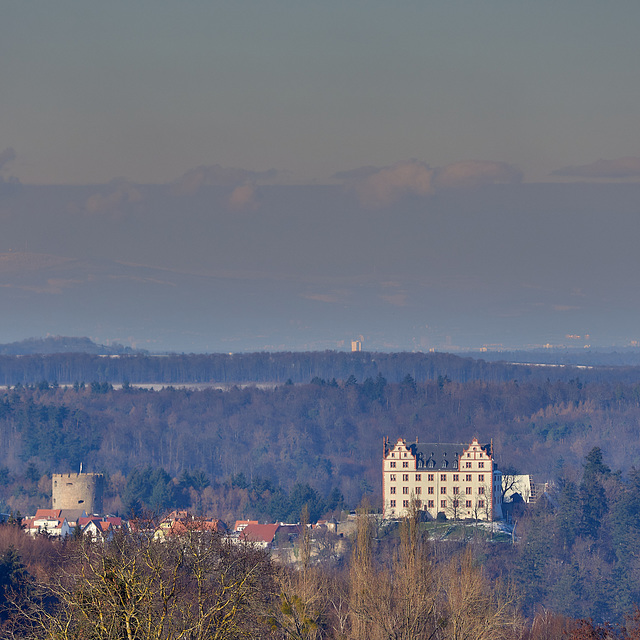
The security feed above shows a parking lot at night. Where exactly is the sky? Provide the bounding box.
[1,2,640,352]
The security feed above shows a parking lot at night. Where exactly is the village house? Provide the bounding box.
[24,509,72,538]
[153,510,227,542]
[382,436,503,521]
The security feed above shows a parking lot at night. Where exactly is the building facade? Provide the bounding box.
[382,437,503,521]
[52,472,104,514]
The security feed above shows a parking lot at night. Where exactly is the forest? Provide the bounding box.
[4,349,640,387]
[1,361,640,622]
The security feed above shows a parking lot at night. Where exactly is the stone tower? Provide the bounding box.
[52,472,104,514]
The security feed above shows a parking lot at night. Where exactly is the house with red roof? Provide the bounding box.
[25,514,71,538]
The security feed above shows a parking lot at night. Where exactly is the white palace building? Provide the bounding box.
[382,437,503,521]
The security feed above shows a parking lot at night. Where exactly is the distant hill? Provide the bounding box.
[0,336,143,356]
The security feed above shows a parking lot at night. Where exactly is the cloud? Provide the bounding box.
[300,290,351,304]
[228,184,258,211]
[339,159,522,207]
[85,180,144,214]
[0,147,20,187]
[552,157,640,179]
[172,164,279,195]
[348,160,435,208]
[0,148,16,173]
[433,160,523,189]
[379,292,408,306]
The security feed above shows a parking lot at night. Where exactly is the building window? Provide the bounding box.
[478,487,485,494]
[440,487,446,494]
[402,474,409,481]
[415,474,421,481]
[428,500,434,508]
[390,487,396,494]
[390,474,396,481]
[428,486,434,494]
[416,487,421,495]
[403,500,409,508]
[478,462,485,468]
[390,462,396,468]
[440,500,447,509]
[415,499,422,508]
[466,500,472,508]
[453,474,459,481]
[453,499,459,508]
[453,486,459,494]
[466,487,472,495]
[467,453,471,457]
[440,474,447,482]
[390,500,396,507]
[403,487,409,495]
[402,461,409,468]
[428,474,434,481]
[478,500,485,508]
[465,474,472,482]
[478,474,485,482]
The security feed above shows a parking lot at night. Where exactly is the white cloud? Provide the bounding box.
[228,184,258,211]
[350,160,435,208]
[0,148,16,173]
[339,158,522,207]
[85,181,144,214]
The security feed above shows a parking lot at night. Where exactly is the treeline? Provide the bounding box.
[1,511,640,638]
[1,350,640,386]
[3,376,640,515]
[485,447,640,622]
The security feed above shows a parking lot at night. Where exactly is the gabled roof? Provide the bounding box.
[166,518,223,536]
[413,443,466,470]
[239,523,280,544]
[234,520,258,532]
[34,509,62,519]
[59,509,87,522]
[105,516,123,527]
[78,517,102,528]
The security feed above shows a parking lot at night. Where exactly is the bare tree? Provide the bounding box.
[8,521,275,640]
[349,499,443,640]
[441,548,522,640]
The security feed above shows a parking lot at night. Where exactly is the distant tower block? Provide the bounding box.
[351,339,363,352]
[52,472,104,514]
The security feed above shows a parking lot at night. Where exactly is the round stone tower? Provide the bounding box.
[52,473,104,514]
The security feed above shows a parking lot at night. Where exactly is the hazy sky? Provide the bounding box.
[2,2,640,352]
[3,1,640,185]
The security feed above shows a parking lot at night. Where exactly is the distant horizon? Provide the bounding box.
[3,3,640,354]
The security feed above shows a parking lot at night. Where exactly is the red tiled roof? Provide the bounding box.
[234,520,258,532]
[166,518,224,536]
[35,509,62,519]
[239,523,280,544]
[105,517,123,527]
[78,517,102,527]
